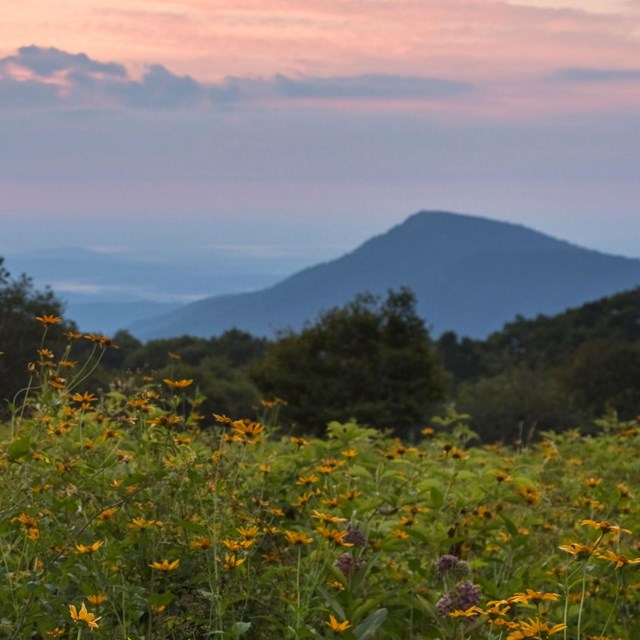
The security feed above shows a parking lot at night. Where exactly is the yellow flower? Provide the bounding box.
[581,519,631,535]
[596,550,640,569]
[163,378,193,389]
[506,617,566,640]
[69,602,102,629]
[341,449,358,458]
[223,554,246,570]
[191,536,213,550]
[391,529,409,540]
[130,518,162,529]
[87,594,107,606]
[12,513,38,528]
[283,530,314,546]
[84,333,114,348]
[449,606,483,618]
[559,542,594,559]
[72,391,98,408]
[312,510,347,524]
[237,525,260,538]
[325,614,352,632]
[75,541,104,554]
[316,527,354,547]
[223,538,254,552]
[509,589,560,604]
[26,527,41,541]
[149,559,180,571]
[36,314,61,326]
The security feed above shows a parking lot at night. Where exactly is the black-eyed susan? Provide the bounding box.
[324,615,352,633]
[75,540,104,554]
[508,589,560,604]
[558,542,594,559]
[581,519,631,535]
[283,530,313,546]
[316,527,354,547]
[163,378,193,390]
[312,510,347,524]
[223,554,246,570]
[69,602,102,629]
[191,536,213,550]
[596,550,640,569]
[36,314,61,326]
[237,524,260,538]
[505,617,566,640]
[149,559,179,571]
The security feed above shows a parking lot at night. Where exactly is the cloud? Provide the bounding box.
[0,45,126,79]
[0,45,473,111]
[548,67,640,82]
[0,46,207,110]
[260,74,471,100]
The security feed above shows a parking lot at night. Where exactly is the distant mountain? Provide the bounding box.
[4,246,281,334]
[130,211,640,340]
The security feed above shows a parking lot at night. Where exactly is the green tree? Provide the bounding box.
[251,288,446,436]
[0,258,75,406]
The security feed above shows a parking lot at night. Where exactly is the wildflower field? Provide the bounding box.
[2,319,640,639]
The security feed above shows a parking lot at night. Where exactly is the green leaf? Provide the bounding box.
[499,513,518,537]
[8,436,30,461]
[148,592,175,606]
[317,586,346,619]
[353,608,388,639]
[230,621,252,636]
[430,486,444,509]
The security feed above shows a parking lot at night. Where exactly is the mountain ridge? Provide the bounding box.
[129,210,640,340]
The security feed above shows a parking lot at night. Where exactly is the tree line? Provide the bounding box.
[1,256,638,441]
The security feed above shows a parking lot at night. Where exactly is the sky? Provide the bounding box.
[1,0,639,278]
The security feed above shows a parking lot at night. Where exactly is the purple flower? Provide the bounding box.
[335,552,365,577]
[343,528,367,547]
[436,554,470,580]
[436,581,481,616]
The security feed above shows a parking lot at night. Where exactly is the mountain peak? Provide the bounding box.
[131,211,640,341]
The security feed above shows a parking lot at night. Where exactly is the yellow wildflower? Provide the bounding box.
[163,378,193,389]
[75,541,104,554]
[283,530,314,545]
[325,615,352,632]
[69,602,102,629]
[149,559,179,571]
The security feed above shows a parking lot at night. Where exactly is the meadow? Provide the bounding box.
[1,317,640,639]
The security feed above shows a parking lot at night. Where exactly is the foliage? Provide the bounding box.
[0,258,77,411]
[438,287,640,440]
[3,320,640,639]
[251,289,446,437]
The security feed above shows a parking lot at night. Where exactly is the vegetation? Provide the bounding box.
[251,289,446,436]
[2,317,640,638]
[2,260,640,637]
[0,258,76,408]
[439,287,640,440]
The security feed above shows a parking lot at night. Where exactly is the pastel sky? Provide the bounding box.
[1,0,639,267]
